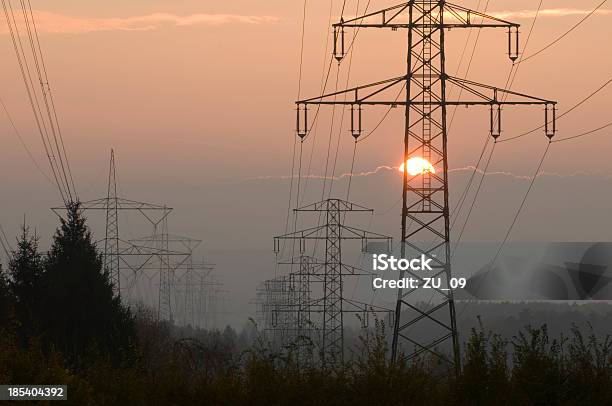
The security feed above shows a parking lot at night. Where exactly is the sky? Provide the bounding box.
[0,0,611,325]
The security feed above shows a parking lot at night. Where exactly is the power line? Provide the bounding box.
[1,0,76,204]
[450,0,543,254]
[489,142,551,266]
[457,141,551,318]
[448,0,490,129]
[24,0,76,196]
[551,120,612,143]
[499,75,612,143]
[329,0,365,198]
[504,0,543,92]
[282,0,308,263]
[345,141,357,200]
[355,82,405,144]
[343,0,372,57]
[298,0,337,206]
[2,0,67,204]
[19,0,73,201]
[320,67,341,201]
[0,93,53,184]
[0,224,11,258]
[519,0,608,63]
[451,142,495,257]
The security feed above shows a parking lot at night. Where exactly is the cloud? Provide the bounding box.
[490,8,612,20]
[247,165,610,182]
[448,166,605,181]
[0,11,279,34]
[245,165,396,182]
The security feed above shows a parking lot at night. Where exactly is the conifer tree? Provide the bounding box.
[8,225,44,341]
[41,202,134,365]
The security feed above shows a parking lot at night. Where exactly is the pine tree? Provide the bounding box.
[41,202,134,366]
[8,225,44,341]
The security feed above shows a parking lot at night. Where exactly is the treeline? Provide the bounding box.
[0,204,133,366]
[1,206,612,405]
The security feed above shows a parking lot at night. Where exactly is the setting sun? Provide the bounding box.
[398,158,436,176]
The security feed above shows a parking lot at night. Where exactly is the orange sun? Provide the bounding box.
[398,158,436,176]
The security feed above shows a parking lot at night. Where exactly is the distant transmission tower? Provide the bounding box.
[256,276,298,347]
[275,199,392,366]
[170,252,215,327]
[131,232,201,322]
[105,149,120,294]
[296,2,557,371]
[52,150,173,298]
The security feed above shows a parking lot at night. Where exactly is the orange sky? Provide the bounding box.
[0,0,611,248]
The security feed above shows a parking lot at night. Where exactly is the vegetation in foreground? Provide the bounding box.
[1,204,612,405]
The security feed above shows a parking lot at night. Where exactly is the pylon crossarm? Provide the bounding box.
[273,225,326,251]
[297,75,405,106]
[281,264,326,277]
[443,2,518,28]
[339,263,376,276]
[277,255,325,267]
[338,225,392,241]
[295,198,373,212]
[274,223,385,253]
[297,75,556,107]
[342,298,394,314]
[120,239,189,257]
[282,262,370,276]
[132,234,201,246]
[119,254,156,275]
[447,76,557,105]
[333,1,518,30]
[60,197,173,211]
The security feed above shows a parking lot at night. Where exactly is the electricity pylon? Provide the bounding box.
[51,150,173,298]
[51,151,221,326]
[256,276,299,346]
[105,149,120,294]
[131,232,201,322]
[280,255,320,364]
[296,1,557,372]
[171,255,214,327]
[274,199,393,366]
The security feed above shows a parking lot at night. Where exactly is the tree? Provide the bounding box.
[41,202,134,366]
[8,225,44,341]
[0,264,13,330]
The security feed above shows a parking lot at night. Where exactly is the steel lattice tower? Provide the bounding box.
[296,1,557,371]
[131,231,200,322]
[52,150,221,326]
[275,199,393,366]
[183,255,196,326]
[257,255,320,364]
[104,149,120,295]
[295,255,314,361]
[157,220,173,322]
[52,150,174,300]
